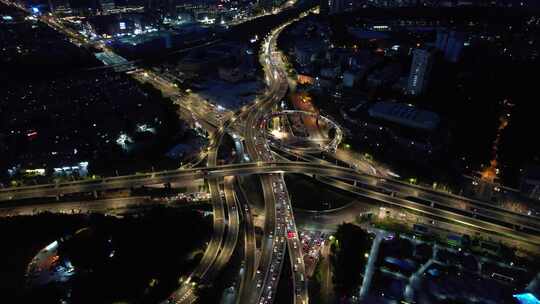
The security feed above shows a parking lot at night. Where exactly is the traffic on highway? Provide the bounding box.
[1,2,540,304]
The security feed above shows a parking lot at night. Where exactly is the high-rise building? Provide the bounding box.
[435,30,448,50]
[435,30,465,62]
[48,0,71,14]
[407,49,432,95]
[320,0,330,15]
[329,0,345,14]
[444,31,465,62]
[259,0,284,10]
[147,0,176,17]
[328,0,360,14]
[99,0,115,14]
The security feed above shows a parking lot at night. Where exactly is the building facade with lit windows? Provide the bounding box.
[407,48,432,95]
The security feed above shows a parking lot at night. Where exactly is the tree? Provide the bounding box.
[330,223,372,297]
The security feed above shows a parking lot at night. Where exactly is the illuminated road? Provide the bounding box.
[3,162,540,241]
[275,147,540,236]
[236,179,258,304]
[3,1,540,303]
[0,196,153,217]
[241,13,316,304]
[264,110,343,154]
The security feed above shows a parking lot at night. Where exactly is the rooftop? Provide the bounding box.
[368,101,440,130]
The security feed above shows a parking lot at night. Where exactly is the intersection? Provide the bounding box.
[1,4,540,304]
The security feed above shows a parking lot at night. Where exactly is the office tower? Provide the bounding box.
[99,0,115,14]
[320,0,330,15]
[435,30,465,63]
[329,0,345,14]
[435,30,449,50]
[48,0,71,14]
[407,49,432,95]
[444,31,465,62]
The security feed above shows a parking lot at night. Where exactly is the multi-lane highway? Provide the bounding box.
[274,148,540,236]
[235,178,257,303]
[4,160,540,239]
[3,1,540,303]
[240,14,316,304]
[0,1,307,303]
[0,196,152,217]
[238,22,289,304]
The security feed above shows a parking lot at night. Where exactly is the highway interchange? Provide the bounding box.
[1,2,540,304]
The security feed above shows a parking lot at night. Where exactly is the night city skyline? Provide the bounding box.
[1,0,540,304]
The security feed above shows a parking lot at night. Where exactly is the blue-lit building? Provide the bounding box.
[514,293,540,304]
[407,49,432,96]
[436,30,465,63]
